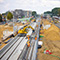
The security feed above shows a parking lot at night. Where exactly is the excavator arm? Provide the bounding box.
[18,25,35,34]
[22,25,34,32]
[28,26,34,30]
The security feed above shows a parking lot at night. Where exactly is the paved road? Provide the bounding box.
[54,22,60,28]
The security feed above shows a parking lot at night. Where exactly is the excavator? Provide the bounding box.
[18,25,35,36]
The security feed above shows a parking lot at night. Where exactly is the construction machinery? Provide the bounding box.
[51,20,53,23]
[18,25,35,36]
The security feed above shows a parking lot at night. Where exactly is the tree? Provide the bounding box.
[57,9,60,16]
[0,14,2,22]
[2,13,5,15]
[4,15,6,19]
[7,12,13,20]
[32,11,37,17]
[44,11,52,14]
[44,7,60,17]
[52,8,60,16]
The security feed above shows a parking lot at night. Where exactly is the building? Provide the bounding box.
[24,11,32,18]
[11,9,32,19]
[11,9,24,19]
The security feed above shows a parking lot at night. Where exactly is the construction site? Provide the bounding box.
[0,17,60,60]
[37,19,60,60]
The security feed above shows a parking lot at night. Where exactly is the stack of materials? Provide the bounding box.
[0,25,13,42]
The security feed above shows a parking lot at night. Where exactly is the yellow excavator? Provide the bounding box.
[18,25,35,36]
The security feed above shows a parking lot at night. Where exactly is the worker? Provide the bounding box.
[36,25,38,27]
[38,41,43,49]
[35,37,37,40]
[28,37,30,40]
[40,24,42,27]
[33,30,35,32]
[26,35,30,38]
[27,41,30,47]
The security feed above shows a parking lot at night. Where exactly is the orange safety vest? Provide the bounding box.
[27,43,30,47]
[28,37,30,40]
[35,37,37,40]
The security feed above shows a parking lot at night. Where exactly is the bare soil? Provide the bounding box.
[37,19,60,60]
[37,38,60,60]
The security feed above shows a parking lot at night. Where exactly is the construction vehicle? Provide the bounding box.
[51,20,53,23]
[18,25,35,36]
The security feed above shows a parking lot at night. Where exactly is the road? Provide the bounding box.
[54,22,60,28]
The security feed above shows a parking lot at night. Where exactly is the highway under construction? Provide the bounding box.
[0,18,40,60]
[0,18,60,60]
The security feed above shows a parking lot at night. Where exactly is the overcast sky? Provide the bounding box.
[0,0,60,14]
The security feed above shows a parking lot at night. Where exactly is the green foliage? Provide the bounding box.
[44,7,60,17]
[58,9,60,16]
[32,11,37,17]
[52,8,60,16]
[30,18,33,20]
[44,11,52,14]
[4,15,6,19]
[0,14,2,22]
[2,13,5,15]
[7,12,13,20]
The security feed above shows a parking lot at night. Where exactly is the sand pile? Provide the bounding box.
[45,30,60,40]
[44,24,60,33]
[44,24,60,40]
[40,19,60,41]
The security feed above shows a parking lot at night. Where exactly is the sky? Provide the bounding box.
[0,0,60,14]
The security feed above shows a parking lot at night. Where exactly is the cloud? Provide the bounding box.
[15,0,60,14]
[0,0,60,14]
[0,0,4,3]
[4,3,10,9]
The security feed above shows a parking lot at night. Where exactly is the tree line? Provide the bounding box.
[44,7,60,17]
[0,12,13,22]
[0,11,37,22]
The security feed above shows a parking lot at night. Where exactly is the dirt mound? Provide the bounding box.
[44,24,60,41]
[45,30,60,40]
[46,24,60,33]
[40,20,60,41]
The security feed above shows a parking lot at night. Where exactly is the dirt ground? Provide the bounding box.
[37,19,60,60]
[37,37,60,60]
[0,22,30,49]
[0,22,29,41]
[0,25,13,41]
